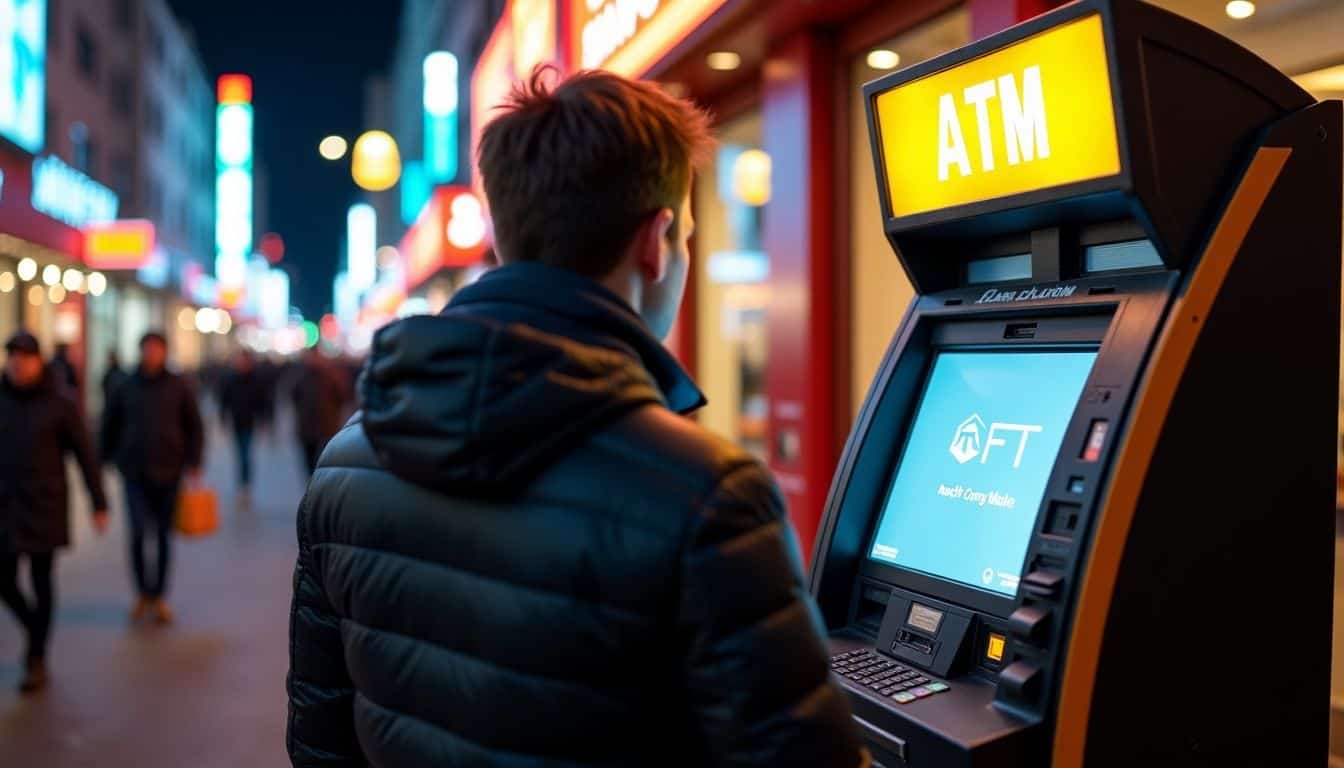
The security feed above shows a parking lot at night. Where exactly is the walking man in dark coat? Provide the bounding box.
[291,348,349,476]
[0,332,108,693]
[219,350,265,497]
[101,332,203,625]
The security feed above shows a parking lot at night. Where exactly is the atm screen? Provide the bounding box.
[869,350,1097,597]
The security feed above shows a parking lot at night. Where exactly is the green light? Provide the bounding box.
[303,321,320,348]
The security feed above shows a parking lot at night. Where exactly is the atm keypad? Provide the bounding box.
[830,650,950,703]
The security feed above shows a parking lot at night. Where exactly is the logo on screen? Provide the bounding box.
[950,414,986,463]
[951,414,1044,468]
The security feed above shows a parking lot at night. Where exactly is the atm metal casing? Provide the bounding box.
[809,1,1341,766]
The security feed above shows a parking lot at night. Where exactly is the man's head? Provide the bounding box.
[478,67,712,339]
[4,332,44,388]
[139,331,168,375]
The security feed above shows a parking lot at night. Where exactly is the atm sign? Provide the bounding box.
[874,14,1121,219]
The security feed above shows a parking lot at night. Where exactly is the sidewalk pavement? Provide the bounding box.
[0,404,311,767]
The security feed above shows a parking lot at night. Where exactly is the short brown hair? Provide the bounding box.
[477,67,712,278]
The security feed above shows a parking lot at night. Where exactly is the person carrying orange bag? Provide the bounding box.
[176,480,218,538]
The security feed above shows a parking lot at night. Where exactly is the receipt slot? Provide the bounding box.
[809,1,1341,766]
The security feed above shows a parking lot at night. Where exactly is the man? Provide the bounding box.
[101,332,203,624]
[101,349,126,408]
[47,343,79,397]
[287,69,864,767]
[0,332,108,693]
[290,348,349,477]
[218,350,264,496]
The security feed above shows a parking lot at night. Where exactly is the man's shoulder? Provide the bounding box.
[587,403,771,497]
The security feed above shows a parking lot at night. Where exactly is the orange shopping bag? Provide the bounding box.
[176,482,219,537]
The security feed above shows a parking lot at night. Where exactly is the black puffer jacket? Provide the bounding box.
[287,263,862,768]
[0,373,107,552]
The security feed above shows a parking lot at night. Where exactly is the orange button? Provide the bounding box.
[987,633,1006,662]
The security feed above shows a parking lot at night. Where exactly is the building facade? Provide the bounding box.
[0,0,219,413]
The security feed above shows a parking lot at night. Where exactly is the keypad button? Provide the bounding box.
[880,686,897,695]
[925,682,950,693]
[912,677,929,685]
[894,682,914,691]
[910,686,933,698]
[892,691,917,704]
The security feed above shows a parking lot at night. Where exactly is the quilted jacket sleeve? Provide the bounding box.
[287,497,364,767]
[677,461,867,768]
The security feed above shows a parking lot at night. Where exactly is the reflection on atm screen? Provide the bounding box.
[868,351,1097,597]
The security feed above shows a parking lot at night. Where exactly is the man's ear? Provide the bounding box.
[635,208,676,282]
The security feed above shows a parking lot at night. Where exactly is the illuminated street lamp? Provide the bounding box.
[352,130,401,191]
[319,135,348,161]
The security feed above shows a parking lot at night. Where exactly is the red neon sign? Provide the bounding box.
[399,186,488,291]
[218,74,253,105]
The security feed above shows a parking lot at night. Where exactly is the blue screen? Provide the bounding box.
[869,350,1097,597]
[0,0,46,153]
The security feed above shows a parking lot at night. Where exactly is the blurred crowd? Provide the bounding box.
[0,329,360,695]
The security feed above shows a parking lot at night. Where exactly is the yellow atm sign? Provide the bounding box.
[874,14,1121,219]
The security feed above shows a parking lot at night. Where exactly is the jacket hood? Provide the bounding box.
[360,313,666,495]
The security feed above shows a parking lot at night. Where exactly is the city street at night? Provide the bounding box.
[2,0,1344,765]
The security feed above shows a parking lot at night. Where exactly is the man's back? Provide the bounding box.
[287,265,861,767]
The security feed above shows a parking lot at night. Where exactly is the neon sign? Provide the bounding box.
[423,52,459,183]
[31,155,119,227]
[574,0,728,76]
[215,74,254,294]
[0,0,46,153]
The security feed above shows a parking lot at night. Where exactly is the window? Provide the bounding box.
[76,25,98,82]
[49,0,60,51]
[70,122,89,173]
[114,0,135,32]
[110,73,133,117]
[143,93,161,139]
[148,23,164,65]
[112,155,134,205]
[85,139,99,181]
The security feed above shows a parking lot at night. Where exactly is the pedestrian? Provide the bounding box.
[101,349,126,408]
[47,342,79,397]
[290,347,349,476]
[100,332,204,625]
[286,69,865,767]
[0,332,108,693]
[218,350,263,498]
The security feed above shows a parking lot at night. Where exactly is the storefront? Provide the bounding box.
[470,0,1066,558]
[0,144,97,395]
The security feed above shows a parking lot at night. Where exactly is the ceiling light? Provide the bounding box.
[16,258,36,281]
[0,272,13,293]
[62,268,83,292]
[42,264,60,286]
[1225,1,1255,20]
[27,285,43,306]
[48,284,66,304]
[707,51,741,72]
[1294,64,1344,95]
[867,49,901,71]
[87,272,107,296]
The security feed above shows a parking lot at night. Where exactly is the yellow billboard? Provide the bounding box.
[874,14,1121,219]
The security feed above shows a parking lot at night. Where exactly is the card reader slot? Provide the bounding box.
[1004,322,1037,340]
[855,715,907,763]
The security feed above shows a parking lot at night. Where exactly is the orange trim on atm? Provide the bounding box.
[1052,146,1291,768]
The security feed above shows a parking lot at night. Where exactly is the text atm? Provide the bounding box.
[810,1,1342,765]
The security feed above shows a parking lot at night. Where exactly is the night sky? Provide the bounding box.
[166,0,402,318]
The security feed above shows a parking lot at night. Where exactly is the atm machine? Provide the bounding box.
[810,1,1341,765]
